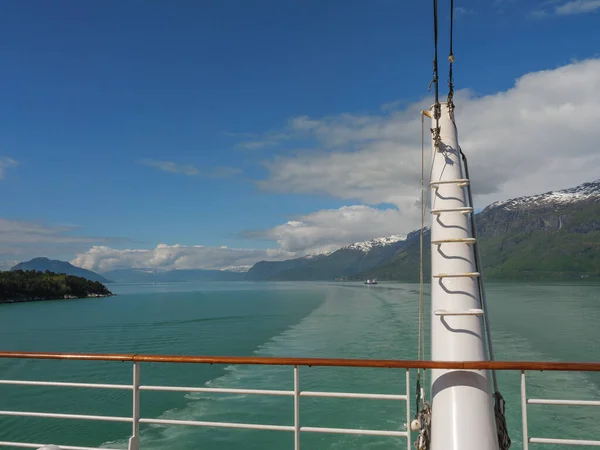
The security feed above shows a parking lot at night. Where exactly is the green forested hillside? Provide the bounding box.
[358,196,600,281]
[0,270,113,303]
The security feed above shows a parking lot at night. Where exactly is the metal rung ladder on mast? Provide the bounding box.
[434,308,484,316]
[431,237,476,245]
[430,206,473,215]
[430,179,470,187]
[426,101,500,450]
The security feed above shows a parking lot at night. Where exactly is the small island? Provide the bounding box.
[0,270,114,304]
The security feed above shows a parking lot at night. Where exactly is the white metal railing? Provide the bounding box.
[1,353,600,449]
[0,361,411,450]
[520,371,600,448]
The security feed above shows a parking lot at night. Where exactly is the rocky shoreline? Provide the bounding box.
[0,293,115,304]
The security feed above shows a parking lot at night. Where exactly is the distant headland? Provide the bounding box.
[0,270,114,304]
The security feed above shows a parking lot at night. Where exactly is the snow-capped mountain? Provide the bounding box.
[304,251,333,259]
[218,265,253,272]
[248,178,600,282]
[489,179,600,211]
[343,235,407,253]
[298,235,408,259]
[246,234,408,281]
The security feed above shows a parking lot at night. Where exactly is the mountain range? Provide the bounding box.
[246,236,408,281]
[6,179,599,283]
[10,258,112,283]
[247,179,600,281]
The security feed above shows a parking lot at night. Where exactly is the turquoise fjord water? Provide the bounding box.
[0,281,599,450]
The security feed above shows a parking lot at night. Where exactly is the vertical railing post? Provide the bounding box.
[294,365,300,450]
[128,361,140,450]
[521,370,528,450]
[406,369,411,450]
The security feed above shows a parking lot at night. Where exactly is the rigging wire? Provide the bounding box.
[413,5,442,448]
[460,148,511,450]
[418,0,440,396]
[417,113,426,389]
[430,0,441,145]
[447,0,455,111]
[414,3,441,437]
[432,0,439,106]
[461,149,498,392]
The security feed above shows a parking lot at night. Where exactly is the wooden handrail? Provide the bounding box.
[0,351,599,371]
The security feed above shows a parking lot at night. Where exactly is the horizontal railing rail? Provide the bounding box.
[1,351,600,371]
[521,371,600,448]
[0,352,599,449]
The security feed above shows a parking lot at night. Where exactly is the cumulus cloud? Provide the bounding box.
[0,218,297,272]
[253,59,600,236]
[555,0,600,14]
[531,0,600,16]
[71,244,295,273]
[7,61,600,271]
[71,205,411,271]
[252,205,411,255]
[139,159,241,178]
[0,157,18,179]
[69,205,412,272]
[70,205,412,272]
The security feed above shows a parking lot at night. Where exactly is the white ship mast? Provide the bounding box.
[417,2,505,450]
[427,102,499,450]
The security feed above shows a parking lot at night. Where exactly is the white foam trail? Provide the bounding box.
[101,283,600,450]
[100,284,415,449]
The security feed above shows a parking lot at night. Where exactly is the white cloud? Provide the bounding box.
[6,61,600,271]
[71,244,295,273]
[555,0,600,14]
[531,0,600,16]
[139,159,241,178]
[0,157,18,179]
[0,218,295,272]
[254,59,600,237]
[140,159,200,176]
[256,205,411,254]
[70,206,410,272]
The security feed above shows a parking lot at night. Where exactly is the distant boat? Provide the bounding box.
[364,278,378,285]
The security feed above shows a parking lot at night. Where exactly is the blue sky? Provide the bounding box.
[1,0,599,271]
